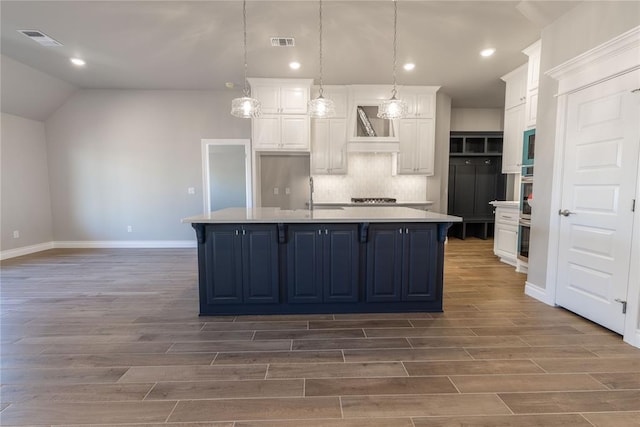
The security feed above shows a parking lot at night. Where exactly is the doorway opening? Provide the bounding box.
[201,139,252,214]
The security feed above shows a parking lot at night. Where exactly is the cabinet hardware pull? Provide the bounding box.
[325,229,328,235]
[465,160,471,165]
[318,230,322,235]
[242,229,246,235]
[399,229,403,234]
[405,228,409,234]
[235,230,239,235]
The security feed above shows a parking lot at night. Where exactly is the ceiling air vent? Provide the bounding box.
[17,30,63,47]
[270,37,295,47]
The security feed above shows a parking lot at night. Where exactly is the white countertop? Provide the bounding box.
[183,207,462,224]
[312,201,434,207]
[489,200,520,208]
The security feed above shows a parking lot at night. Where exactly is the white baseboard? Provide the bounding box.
[0,241,55,261]
[525,281,556,306]
[499,257,518,268]
[1,240,196,260]
[54,240,196,249]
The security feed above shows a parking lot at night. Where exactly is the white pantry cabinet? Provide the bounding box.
[501,65,527,173]
[249,79,311,114]
[311,118,347,174]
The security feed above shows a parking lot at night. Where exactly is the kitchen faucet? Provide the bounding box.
[309,176,314,210]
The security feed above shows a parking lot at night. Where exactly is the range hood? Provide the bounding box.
[348,105,400,153]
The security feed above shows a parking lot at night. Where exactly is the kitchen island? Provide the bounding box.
[183,207,461,315]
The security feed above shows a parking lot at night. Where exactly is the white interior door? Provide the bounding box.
[556,69,640,334]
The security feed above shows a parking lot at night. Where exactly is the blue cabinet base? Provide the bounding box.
[193,222,450,316]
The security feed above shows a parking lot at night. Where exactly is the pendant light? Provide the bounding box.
[308,0,335,118]
[377,0,407,119]
[231,0,261,118]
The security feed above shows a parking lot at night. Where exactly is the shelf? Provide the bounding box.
[450,153,503,157]
[449,132,503,156]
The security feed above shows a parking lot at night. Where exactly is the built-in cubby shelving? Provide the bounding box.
[449,132,503,156]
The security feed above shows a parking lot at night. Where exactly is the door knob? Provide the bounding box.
[559,209,575,217]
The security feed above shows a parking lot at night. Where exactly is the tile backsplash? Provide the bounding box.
[312,153,427,202]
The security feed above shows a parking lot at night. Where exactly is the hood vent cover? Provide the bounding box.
[270,37,295,47]
[17,30,63,47]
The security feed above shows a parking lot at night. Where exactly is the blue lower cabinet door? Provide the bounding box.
[205,226,243,304]
[323,226,359,302]
[287,225,323,303]
[366,225,403,302]
[402,225,437,301]
[242,225,279,304]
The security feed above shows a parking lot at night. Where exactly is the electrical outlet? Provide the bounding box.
[127,226,133,233]
[285,187,290,195]
[187,187,195,195]
[13,230,20,239]
[273,187,279,195]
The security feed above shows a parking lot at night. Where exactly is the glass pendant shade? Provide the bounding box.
[377,95,407,119]
[308,95,335,118]
[230,0,260,119]
[377,0,406,120]
[231,96,262,118]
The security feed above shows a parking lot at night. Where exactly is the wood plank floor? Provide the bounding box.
[1,238,639,426]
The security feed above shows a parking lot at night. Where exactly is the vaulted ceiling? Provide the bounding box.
[1,1,579,109]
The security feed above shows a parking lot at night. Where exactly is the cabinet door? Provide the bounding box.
[281,115,309,150]
[502,104,525,173]
[415,119,435,175]
[205,226,243,304]
[328,119,347,174]
[504,66,527,110]
[494,223,518,261]
[366,225,403,302]
[474,160,498,218]
[311,119,330,174]
[323,226,359,302]
[280,86,308,113]
[525,90,538,129]
[252,85,280,113]
[253,116,280,150]
[242,225,279,304]
[449,160,477,217]
[402,225,437,301]
[415,93,435,118]
[287,225,323,303]
[397,120,417,174]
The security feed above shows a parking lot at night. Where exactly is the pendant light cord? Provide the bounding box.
[318,0,324,97]
[242,0,249,97]
[392,0,398,98]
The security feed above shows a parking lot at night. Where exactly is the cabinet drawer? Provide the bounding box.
[495,209,519,226]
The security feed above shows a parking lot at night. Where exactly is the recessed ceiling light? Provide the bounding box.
[70,58,86,66]
[289,62,301,70]
[480,48,496,57]
[403,63,415,71]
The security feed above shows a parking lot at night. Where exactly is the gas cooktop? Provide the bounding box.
[351,197,397,204]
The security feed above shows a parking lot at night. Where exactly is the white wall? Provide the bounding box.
[1,55,76,122]
[450,108,504,132]
[44,89,248,242]
[528,1,640,293]
[1,113,54,252]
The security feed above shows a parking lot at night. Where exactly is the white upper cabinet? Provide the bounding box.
[522,40,541,129]
[501,65,527,174]
[398,89,436,118]
[311,118,347,174]
[502,64,528,110]
[248,78,312,151]
[253,115,309,151]
[249,78,311,114]
[396,118,435,175]
[311,85,348,118]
